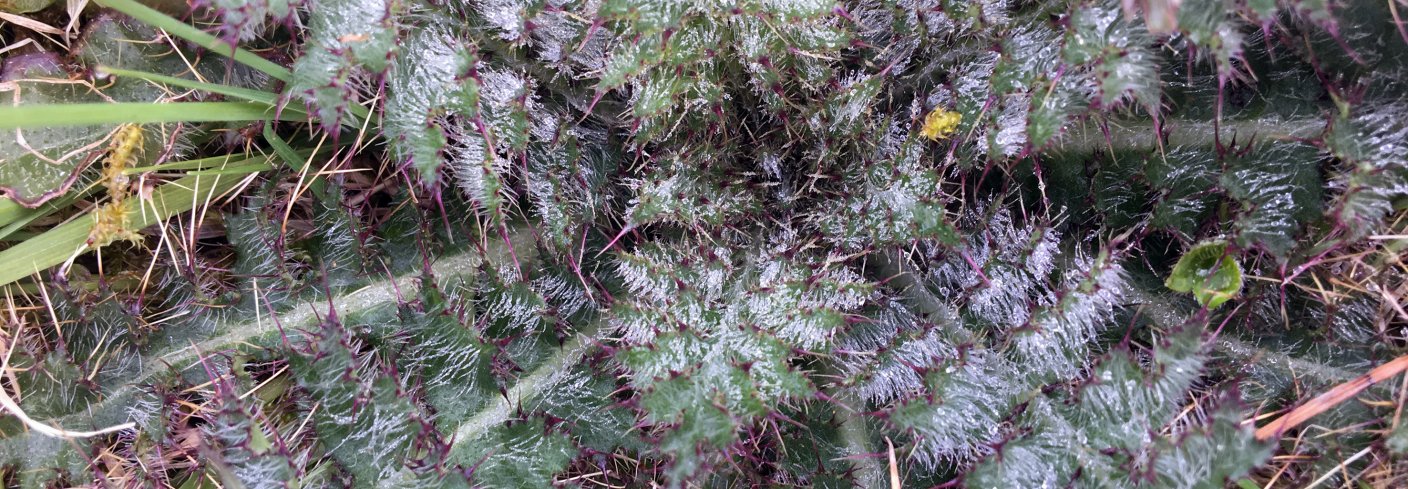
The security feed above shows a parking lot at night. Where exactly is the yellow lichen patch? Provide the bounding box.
[87,200,143,248]
[102,124,143,197]
[919,108,962,140]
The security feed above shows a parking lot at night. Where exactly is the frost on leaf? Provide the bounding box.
[287,316,428,483]
[1326,104,1408,237]
[613,235,868,484]
[969,325,1269,488]
[289,0,399,128]
[200,0,304,42]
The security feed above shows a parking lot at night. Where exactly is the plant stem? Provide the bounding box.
[1057,117,1325,154]
[832,388,884,487]
[864,250,973,343]
[446,319,602,455]
[38,225,534,431]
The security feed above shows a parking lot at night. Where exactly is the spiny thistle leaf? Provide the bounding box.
[287,0,400,128]
[967,324,1270,488]
[7,0,1408,487]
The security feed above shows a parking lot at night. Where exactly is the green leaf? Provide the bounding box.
[460,418,575,488]
[0,185,99,241]
[1221,141,1324,258]
[287,0,400,127]
[1389,419,1408,455]
[202,0,304,42]
[0,50,125,206]
[383,28,472,185]
[97,66,283,107]
[0,102,303,128]
[287,316,426,483]
[0,0,53,13]
[613,239,866,484]
[968,325,1270,488]
[1165,240,1243,309]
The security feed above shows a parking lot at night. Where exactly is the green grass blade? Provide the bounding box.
[124,153,257,174]
[0,198,25,229]
[96,67,369,127]
[91,0,292,82]
[96,66,282,106]
[125,148,319,175]
[0,184,100,241]
[0,232,38,242]
[0,102,302,128]
[0,156,271,287]
[263,123,312,171]
[186,162,274,175]
[264,124,331,197]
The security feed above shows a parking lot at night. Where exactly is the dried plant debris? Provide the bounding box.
[0,0,1406,488]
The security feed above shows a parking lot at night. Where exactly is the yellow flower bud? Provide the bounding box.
[919,108,962,140]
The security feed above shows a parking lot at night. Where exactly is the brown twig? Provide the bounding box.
[885,436,901,489]
[1255,353,1408,441]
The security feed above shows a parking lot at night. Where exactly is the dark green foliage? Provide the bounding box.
[200,359,303,488]
[4,0,1408,487]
